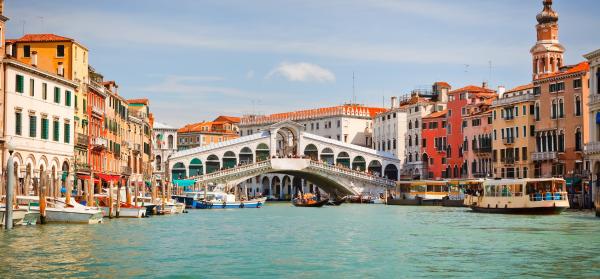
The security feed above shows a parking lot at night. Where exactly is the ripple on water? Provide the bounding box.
[0,204,599,278]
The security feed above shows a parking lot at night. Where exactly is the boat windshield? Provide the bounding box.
[484,183,524,197]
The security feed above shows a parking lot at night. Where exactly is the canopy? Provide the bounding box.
[96,173,121,182]
[565,177,581,186]
[173,179,195,187]
[76,175,100,183]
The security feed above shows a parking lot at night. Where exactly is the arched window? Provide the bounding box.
[408,120,412,129]
[415,135,418,144]
[415,120,419,128]
[558,131,565,152]
[408,135,412,147]
[535,102,540,121]
[575,96,581,116]
[551,100,557,119]
[168,135,174,149]
[558,99,564,117]
[393,138,397,149]
[575,128,582,151]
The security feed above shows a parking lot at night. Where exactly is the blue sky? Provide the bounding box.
[5,0,599,126]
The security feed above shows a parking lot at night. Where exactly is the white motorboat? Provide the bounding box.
[17,196,103,224]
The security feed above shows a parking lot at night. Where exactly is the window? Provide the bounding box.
[54,87,61,103]
[575,96,581,116]
[15,112,22,135]
[558,99,564,118]
[16,74,24,93]
[551,100,557,119]
[573,79,582,89]
[42,83,47,100]
[64,123,70,143]
[29,115,37,138]
[533,86,541,95]
[29,79,34,96]
[65,90,72,106]
[23,45,31,57]
[523,126,527,137]
[41,118,49,140]
[575,128,582,151]
[57,45,65,57]
[522,147,528,160]
[75,95,78,109]
[53,120,60,141]
[522,105,526,116]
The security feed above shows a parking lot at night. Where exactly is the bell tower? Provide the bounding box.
[530,0,565,79]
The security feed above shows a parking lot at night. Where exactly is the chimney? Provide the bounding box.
[497,86,506,98]
[31,51,38,67]
[390,96,397,109]
[5,43,12,57]
[482,81,488,89]
[57,62,64,76]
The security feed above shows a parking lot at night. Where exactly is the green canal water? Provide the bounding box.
[1,203,599,278]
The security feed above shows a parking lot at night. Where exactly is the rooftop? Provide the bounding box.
[13,33,74,43]
[423,109,447,119]
[506,83,534,93]
[128,98,149,105]
[535,61,589,81]
[241,104,386,125]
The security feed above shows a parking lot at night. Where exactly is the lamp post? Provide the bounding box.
[5,140,15,229]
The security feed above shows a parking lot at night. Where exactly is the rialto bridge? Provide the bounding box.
[167,121,400,196]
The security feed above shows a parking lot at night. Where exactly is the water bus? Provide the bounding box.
[464,178,569,214]
[442,179,485,207]
[388,180,448,205]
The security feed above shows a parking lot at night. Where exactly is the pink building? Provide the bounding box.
[462,98,495,178]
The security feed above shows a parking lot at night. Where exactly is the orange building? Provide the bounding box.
[177,116,240,150]
[421,110,448,179]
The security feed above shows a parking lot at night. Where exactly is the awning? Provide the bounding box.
[77,175,100,183]
[173,179,195,187]
[97,173,121,182]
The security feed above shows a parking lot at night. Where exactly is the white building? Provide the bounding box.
[372,98,408,169]
[152,121,178,179]
[2,57,78,191]
[239,104,386,148]
[584,48,600,200]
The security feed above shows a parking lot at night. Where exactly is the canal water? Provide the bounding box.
[1,203,599,278]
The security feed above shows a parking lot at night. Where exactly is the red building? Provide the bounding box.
[446,85,496,178]
[421,110,448,179]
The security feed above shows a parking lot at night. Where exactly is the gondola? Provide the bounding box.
[327,197,347,206]
[292,198,329,207]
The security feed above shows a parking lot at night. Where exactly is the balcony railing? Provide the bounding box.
[492,93,536,107]
[76,133,88,147]
[92,105,104,117]
[532,151,558,161]
[503,137,515,145]
[473,146,492,153]
[132,143,142,155]
[585,141,600,155]
[92,137,108,150]
[589,94,600,106]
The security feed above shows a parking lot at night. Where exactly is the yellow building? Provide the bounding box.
[177,116,240,150]
[7,33,90,177]
[102,81,130,180]
[127,99,153,187]
[491,84,536,178]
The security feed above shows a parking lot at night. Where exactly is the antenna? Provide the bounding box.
[488,60,493,86]
[21,20,26,35]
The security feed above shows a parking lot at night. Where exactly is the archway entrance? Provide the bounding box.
[368,160,382,176]
[172,162,186,179]
[384,164,398,181]
[336,152,350,168]
[304,144,318,160]
[275,127,298,157]
[352,156,366,171]
[206,155,220,173]
[320,148,334,165]
[189,158,203,177]
[256,143,270,162]
[261,176,270,195]
[223,151,237,169]
[239,147,253,164]
[272,176,281,199]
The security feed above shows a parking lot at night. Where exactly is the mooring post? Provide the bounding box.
[5,150,15,229]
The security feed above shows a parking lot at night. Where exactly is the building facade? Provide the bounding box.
[127,99,153,187]
[152,121,178,180]
[2,57,77,193]
[462,97,494,178]
[372,99,408,173]
[239,104,385,148]
[491,84,536,179]
[421,110,448,179]
[584,48,600,205]
[177,116,240,151]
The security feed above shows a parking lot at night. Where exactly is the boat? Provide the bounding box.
[442,179,484,207]
[0,207,38,226]
[387,180,448,206]
[327,197,347,206]
[292,193,329,207]
[96,196,147,218]
[135,196,157,215]
[194,191,264,209]
[465,178,570,214]
[17,196,103,224]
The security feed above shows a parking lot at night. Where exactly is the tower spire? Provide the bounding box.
[530,0,564,79]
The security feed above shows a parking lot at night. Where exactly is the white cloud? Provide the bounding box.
[267,62,335,82]
[246,70,255,79]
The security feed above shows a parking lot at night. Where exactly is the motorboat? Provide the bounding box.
[17,196,103,224]
[0,206,39,226]
[194,190,264,209]
[387,180,448,206]
[96,196,147,218]
[465,178,569,214]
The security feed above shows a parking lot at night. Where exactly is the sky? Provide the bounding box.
[4,0,600,127]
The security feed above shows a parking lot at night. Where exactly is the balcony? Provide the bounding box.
[121,166,132,175]
[132,143,142,155]
[503,137,515,145]
[585,141,600,155]
[91,137,108,150]
[91,105,104,118]
[75,162,90,173]
[532,151,558,161]
[492,93,536,107]
[76,133,88,148]
[502,158,515,165]
[589,94,600,107]
[473,146,492,154]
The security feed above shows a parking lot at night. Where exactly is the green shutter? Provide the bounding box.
[29,115,37,138]
[65,91,71,106]
[54,87,61,103]
[16,75,24,93]
[15,112,22,135]
[53,120,59,141]
[75,95,78,109]
[41,118,49,140]
[64,123,70,143]
[42,83,48,100]
[83,99,87,113]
